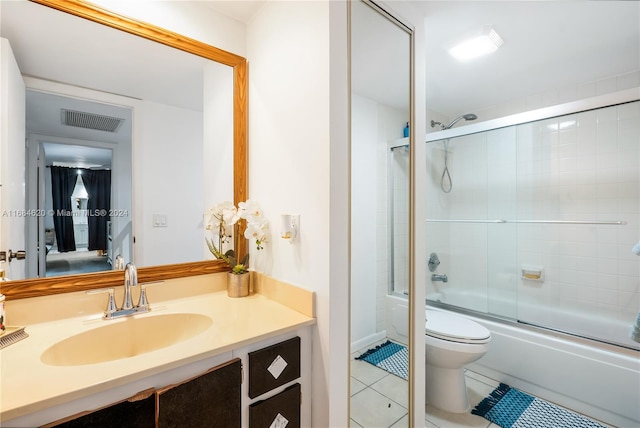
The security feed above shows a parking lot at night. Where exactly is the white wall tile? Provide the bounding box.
[596,76,618,95]
[617,71,640,90]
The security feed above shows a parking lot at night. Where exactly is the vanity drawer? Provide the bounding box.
[248,336,300,399]
[249,383,301,428]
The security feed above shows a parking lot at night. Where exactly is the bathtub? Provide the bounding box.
[427,290,640,351]
[385,294,640,427]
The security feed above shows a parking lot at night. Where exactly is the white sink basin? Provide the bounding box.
[41,313,212,366]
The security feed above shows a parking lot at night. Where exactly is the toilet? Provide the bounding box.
[425,309,491,413]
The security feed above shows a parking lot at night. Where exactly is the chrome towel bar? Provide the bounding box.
[425,219,627,225]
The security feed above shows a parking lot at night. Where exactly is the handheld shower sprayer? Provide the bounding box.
[430,113,477,130]
[430,113,478,193]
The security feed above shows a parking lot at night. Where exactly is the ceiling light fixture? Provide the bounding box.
[449,27,503,62]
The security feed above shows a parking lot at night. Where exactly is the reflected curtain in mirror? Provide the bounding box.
[50,166,76,253]
[82,169,111,251]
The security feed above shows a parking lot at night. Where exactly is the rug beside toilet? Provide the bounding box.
[355,340,408,380]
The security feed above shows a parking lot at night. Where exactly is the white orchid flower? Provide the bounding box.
[244,218,268,250]
[216,201,240,226]
[204,206,220,231]
[238,200,265,223]
[206,200,269,270]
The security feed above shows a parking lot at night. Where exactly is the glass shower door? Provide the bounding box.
[390,144,410,296]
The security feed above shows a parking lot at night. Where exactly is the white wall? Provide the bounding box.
[246,2,336,426]
[351,93,409,348]
[203,62,234,260]
[136,100,203,266]
[351,94,379,347]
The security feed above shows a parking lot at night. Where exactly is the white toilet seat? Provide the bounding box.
[426,310,491,344]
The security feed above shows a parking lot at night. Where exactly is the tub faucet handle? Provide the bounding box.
[428,253,441,272]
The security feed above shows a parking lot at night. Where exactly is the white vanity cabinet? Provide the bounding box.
[3,327,312,428]
[1,274,316,428]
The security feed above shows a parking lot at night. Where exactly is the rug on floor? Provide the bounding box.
[355,340,408,380]
[472,383,606,428]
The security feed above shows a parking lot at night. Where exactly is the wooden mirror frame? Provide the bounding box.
[2,0,247,300]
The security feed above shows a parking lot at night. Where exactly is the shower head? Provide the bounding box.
[444,113,477,129]
[430,113,477,130]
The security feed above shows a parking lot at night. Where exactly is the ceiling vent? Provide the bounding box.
[61,109,124,133]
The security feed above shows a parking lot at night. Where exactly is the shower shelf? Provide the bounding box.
[425,219,627,225]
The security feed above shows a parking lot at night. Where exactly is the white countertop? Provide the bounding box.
[0,273,315,423]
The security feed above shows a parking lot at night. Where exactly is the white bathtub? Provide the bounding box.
[385,294,640,427]
[427,290,640,351]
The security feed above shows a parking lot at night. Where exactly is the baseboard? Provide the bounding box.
[351,330,387,354]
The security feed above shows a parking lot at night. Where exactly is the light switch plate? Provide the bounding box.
[153,213,168,227]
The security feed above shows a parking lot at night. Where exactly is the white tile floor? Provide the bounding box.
[350,340,613,428]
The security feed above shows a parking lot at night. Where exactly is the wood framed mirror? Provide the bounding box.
[0,0,247,300]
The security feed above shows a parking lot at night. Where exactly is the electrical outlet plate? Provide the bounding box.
[281,214,299,242]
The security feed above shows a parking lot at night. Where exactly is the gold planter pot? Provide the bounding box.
[227,272,250,298]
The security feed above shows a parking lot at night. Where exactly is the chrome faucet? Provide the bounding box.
[122,262,138,311]
[431,274,448,283]
[90,262,152,319]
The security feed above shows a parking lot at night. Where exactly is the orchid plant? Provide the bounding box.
[205,200,268,274]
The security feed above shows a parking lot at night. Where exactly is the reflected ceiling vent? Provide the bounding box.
[60,109,124,133]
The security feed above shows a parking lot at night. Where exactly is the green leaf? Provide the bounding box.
[240,253,250,267]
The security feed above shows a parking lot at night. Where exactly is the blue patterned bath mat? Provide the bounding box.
[472,383,606,428]
[355,340,408,380]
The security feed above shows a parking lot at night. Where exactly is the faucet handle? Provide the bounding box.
[137,284,150,312]
[113,255,125,270]
[87,288,117,318]
[136,281,163,313]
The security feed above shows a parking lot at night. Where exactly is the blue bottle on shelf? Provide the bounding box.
[403,122,409,138]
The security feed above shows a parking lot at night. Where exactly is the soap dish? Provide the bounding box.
[0,326,29,349]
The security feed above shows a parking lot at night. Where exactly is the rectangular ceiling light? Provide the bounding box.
[449,27,504,62]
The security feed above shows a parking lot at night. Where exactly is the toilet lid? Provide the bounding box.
[426,310,491,344]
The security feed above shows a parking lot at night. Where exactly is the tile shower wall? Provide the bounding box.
[516,101,639,347]
[426,100,640,349]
